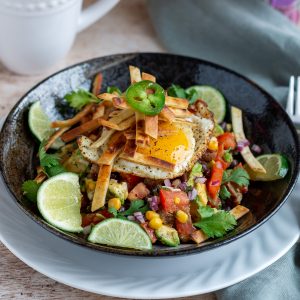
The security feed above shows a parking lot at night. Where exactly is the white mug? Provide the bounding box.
[0,0,119,75]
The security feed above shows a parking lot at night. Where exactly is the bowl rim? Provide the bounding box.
[0,52,299,257]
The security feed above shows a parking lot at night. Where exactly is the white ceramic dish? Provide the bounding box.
[0,172,299,299]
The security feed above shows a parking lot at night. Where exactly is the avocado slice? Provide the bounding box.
[155,225,180,247]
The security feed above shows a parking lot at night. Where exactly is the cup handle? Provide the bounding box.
[77,0,119,32]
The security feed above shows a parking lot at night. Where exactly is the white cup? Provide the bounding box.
[0,0,119,75]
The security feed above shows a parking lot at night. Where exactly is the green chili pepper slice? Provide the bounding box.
[125,80,165,116]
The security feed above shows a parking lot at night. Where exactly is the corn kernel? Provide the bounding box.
[208,137,218,151]
[146,210,159,221]
[108,198,121,210]
[149,217,163,229]
[174,197,181,204]
[176,210,188,223]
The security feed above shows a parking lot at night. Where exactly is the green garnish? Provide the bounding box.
[109,199,149,219]
[65,89,99,111]
[107,86,122,95]
[125,80,165,116]
[22,180,41,202]
[219,185,231,200]
[222,167,250,187]
[39,140,66,177]
[167,84,186,98]
[186,88,199,104]
[223,150,233,163]
[194,211,237,238]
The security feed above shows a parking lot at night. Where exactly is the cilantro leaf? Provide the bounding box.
[223,150,233,163]
[222,167,250,187]
[118,199,149,217]
[107,86,122,95]
[65,89,99,111]
[186,88,199,104]
[194,211,237,238]
[22,180,41,202]
[38,141,66,177]
[108,207,118,217]
[219,185,231,200]
[167,84,187,98]
[187,162,203,186]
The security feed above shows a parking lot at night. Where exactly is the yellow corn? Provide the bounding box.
[176,210,188,223]
[145,210,159,221]
[108,198,122,210]
[149,217,163,229]
[174,197,181,204]
[208,137,218,151]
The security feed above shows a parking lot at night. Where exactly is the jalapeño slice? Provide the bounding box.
[125,80,165,116]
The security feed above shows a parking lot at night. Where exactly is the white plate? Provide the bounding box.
[0,174,299,299]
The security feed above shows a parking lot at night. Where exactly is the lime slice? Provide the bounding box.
[28,101,64,149]
[37,172,83,232]
[88,218,152,250]
[245,154,289,181]
[186,85,226,123]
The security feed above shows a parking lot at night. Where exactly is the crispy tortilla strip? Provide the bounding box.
[91,164,113,212]
[159,106,176,122]
[109,109,134,124]
[77,135,102,163]
[123,139,137,157]
[165,96,189,109]
[91,128,115,148]
[92,73,103,95]
[135,112,146,146]
[141,72,156,82]
[51,104,94,128]
[145,115,158,139]
[129,65,142,83]
[168,107,193,118]
[191,205,250,244]
[92,103,105,119]
[120,152,175,171]
[61,117,102,143]
[44,127,69,151]
[112,97,130,110]
[100,116,135,131]
[98,132,125,165]
[34,167,47,184]
[124,130,136,140]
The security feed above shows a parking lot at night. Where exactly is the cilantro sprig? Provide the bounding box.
[65,89,99,111]
[222,167,250,187]
[107,86,122,95]
[22,180,41,202]
[108,199,149,219]
[167,84,186,98]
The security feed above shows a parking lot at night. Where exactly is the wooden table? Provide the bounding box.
[0,0,216,298]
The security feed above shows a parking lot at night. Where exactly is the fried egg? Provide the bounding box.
[113,114,214,179]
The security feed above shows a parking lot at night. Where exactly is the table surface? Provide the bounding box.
[0,0,216,299]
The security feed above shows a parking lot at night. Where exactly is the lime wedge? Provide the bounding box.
[245,154,289,181]
[88,218,152,250]
[37,173,83,232]
[186,85,226,123]
[28,101,64,149]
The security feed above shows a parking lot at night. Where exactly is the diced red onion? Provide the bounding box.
[134,212,145,223]
[119,206,125,212]
[211,180,220,186]
[83,225,92,235]
[230,159,239,168]
[251,144,262,154]
[195,177,207,184]
[237,139,250,152]
[188,188,197,200]
[172,179,181,188]
[164,179,172,187]
[178,182,187,191]
[148,196,159,211]
[127,215,136,221]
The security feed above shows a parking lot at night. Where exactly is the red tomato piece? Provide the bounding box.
[159,189,189,213]
[217,132,236,150]
[207,160,224,199]
[120,173,142,190]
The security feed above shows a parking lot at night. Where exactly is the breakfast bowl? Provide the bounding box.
[0,52,298,256]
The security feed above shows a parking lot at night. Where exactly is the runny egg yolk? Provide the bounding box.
[137,123,190,164]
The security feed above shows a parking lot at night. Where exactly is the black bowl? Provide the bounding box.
[0,53,299,256]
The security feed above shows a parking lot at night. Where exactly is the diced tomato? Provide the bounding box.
[128,182,150,200]
[216,143,230,169]
[217,132,236,150]
[207,160,224,200]
[159,189,189,213]
[176,218,195,242]
[81,209,112,227]
[120,173,142,190]
[140,223,157,243]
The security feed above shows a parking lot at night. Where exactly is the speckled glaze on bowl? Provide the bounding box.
[0,53,299,257]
